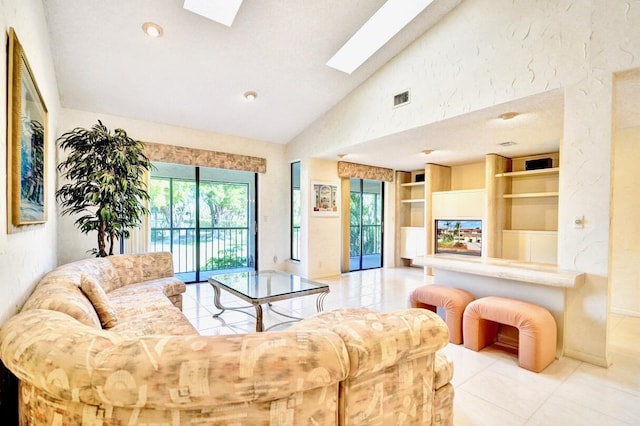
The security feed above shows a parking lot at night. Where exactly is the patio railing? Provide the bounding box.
[349,224,382,256]
[150,226,249,275]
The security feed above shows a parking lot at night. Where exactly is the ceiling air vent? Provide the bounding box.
[393,90,410,108]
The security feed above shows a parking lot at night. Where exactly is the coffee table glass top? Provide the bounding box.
[209,270,329,302]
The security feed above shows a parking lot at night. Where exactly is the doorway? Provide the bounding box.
[349,178,383,271]
[149,162,257,283]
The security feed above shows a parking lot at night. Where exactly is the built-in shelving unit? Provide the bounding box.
[395,153,561,268]
[396,172,426,265]
[399,180,425,227]
[490,153,560,264]
[496,167,560,199]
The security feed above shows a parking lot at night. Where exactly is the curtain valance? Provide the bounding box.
[337,161,394,182]
[143,142,267,173]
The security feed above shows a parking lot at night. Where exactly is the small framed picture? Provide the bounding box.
[311,182,339,217]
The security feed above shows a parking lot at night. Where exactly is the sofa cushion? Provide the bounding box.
[108,252,175,287]
[81,257,122,293]
[109,307,198,337]
[109,290,176,319]
[296,308,449,377]
[80,274,119,329]
[21,280,101,329]
[108,277,186,300]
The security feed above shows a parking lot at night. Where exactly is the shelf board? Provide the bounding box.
[400,181,425,187]
[401,199,425,203]
[495,167,559,178]
[502,229,558,234]
[503,192,559,199]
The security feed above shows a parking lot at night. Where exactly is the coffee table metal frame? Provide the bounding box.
[208,270,330,332]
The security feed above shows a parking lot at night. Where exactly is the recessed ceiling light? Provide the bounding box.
[499,141,517,147]
[498,111,519,120]
[244,91,258,101]
[183,0,244,27]
[326,0,434,74]
[142,22,163,38]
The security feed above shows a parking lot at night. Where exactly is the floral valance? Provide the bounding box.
[337,161,394,182]
[143,142,267,173]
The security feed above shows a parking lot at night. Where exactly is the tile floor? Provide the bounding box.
[183,266,640,425]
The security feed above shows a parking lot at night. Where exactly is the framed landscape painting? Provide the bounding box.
[7,28,48,229]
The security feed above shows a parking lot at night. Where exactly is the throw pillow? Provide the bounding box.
[80,273,119,328]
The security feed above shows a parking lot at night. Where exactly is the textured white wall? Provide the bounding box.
[287,0,591,161]
[559,0,640,366]
[287,0,640,366]
[610,126,640,316]
[57,108,289,272]
[0,0,61,324]
[304,158,342,279]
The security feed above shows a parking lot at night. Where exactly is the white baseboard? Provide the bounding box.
[610,307,640,318]
[563,349,611,368]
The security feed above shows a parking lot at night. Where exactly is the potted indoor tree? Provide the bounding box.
[56,120,152,257]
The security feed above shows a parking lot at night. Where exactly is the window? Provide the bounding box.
[149,162,256,282]
[349,178,383,270]
[291,162,301,261]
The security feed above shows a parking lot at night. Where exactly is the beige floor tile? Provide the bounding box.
[440,344,503,386]
[453,388,526,426]
[458,364,557,419]
[570,351,640,397]
[552,374,640,424]
[527,393,630,426]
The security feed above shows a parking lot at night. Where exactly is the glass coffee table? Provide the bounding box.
[208,270,330,332]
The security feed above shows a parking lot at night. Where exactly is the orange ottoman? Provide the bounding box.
[462,296,557,372]
[409,284,475,344]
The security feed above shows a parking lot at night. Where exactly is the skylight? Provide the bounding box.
[326,0,434,74]
[183,0,244,27]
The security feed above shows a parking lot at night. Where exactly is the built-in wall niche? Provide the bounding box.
[450,162,485,190]
[398,170,426,227]
[431,189,486,219]
[492,152,560,264]
[510,195,558,231]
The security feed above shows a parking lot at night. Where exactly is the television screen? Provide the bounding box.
[435,219,482,256]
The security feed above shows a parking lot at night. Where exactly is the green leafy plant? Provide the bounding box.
[56,120,152,257]
[204,248,247,270]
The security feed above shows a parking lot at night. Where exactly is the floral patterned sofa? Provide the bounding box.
[0,252,454,425]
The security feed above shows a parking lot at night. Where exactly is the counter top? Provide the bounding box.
[413,255,584,288]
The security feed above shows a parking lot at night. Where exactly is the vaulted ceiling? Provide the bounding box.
[43,1,638,171]
[44,1,459,143]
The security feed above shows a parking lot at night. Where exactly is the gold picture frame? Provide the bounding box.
[7,27,48,230]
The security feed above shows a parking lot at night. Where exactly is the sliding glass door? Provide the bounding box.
[149,162,256,283]
[349,178,383,271]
